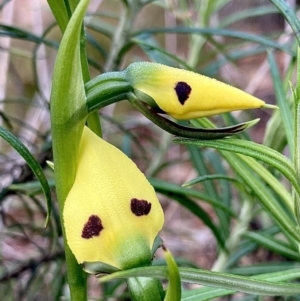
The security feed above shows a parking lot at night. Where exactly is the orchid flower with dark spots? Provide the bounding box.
[126,62,273,120]
[63,126,164,270]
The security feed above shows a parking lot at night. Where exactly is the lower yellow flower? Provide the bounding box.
[126,62,267,120]
[63,126,164,269]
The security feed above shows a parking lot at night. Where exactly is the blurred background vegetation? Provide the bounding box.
[1,0,300,300]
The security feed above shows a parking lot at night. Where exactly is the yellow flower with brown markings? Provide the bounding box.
[63,126,164,269]
[126,62,267,120]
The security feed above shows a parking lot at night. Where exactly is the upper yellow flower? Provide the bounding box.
[63,126,164,270]
[126,62,266,120]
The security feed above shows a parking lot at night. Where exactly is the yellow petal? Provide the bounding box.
[126,62,265,120]
[63,126,164,269]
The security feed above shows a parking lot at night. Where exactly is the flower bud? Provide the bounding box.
[63,126,164,269]
[126,62,267,120]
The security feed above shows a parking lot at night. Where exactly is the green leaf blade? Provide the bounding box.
[0,126,52,226]
[100,266,300,296]
[267,50,293,150]
[174,137,299,200]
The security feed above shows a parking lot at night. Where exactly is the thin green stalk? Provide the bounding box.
[145,130,172,177]
[87,1,140,135]
[211,198,253,271]
[85,70,130,111]
[295,104,300,183]
[104,9,127,72]
[293,47,300,223]
[79,20,102,136]
[267,50,294,151]
[295,47,300,180]
[104,2,137,72]
[269,0,300,46]
[127,278,165,301]
[187,0,209,67]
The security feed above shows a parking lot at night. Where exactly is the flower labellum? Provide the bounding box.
[126,62,270,120]
[63,126,164,270]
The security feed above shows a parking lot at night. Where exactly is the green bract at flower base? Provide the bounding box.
[128,94,261,139]
[63,126,164,270]
[163,245,181,301]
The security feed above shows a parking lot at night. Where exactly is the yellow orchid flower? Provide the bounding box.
[126,62,269,120]
[63,126,164,270]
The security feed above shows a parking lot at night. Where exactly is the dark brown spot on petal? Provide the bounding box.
[81,215,103,239]
[174,81,191,105]
[131,198,152,216]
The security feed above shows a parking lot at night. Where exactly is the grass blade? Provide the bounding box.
[100,266,300,296]
[267,50,293,150]
[174,137,299,198]
[269,0,300,45]
[0,126,52,226]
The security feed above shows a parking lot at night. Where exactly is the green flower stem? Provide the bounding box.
[127,277,165,301]
[85,71,131,111]
[86,112,102,136]
[78,21,102,136]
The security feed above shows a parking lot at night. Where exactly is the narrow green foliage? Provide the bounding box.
[150,178,236,216]
[227,154,298,242]
[219,5,279,28]
[100,266,300,296]
[263,110,287,152]
[174,138,299,199]
[293,48,300,224]
[163,246,181,301]
[133,27,293,54]
[239,156,292,211]
[187,145,230,239]
[183,174,242,188]
[269,0,300,45]
[0,24,58,48]
[181,267,300,301]
[47,0,70,32]
[267,50,293,150]
[0,126,52,226]
[245,232,300,260]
